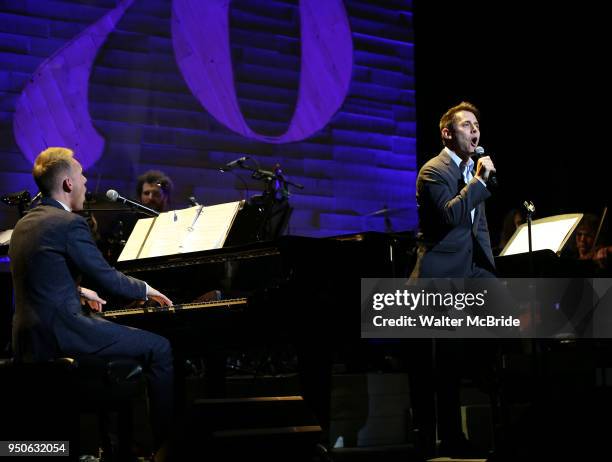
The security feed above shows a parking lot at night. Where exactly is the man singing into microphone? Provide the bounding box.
[410,101,496,278]
[9,147,174,453]
[407,102,497,458]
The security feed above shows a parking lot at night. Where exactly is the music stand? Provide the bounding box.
[493,213,584,451]
[500,213,583,257]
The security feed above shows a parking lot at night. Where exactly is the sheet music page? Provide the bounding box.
[502,216,581,256]
[117,217,155,261]
[180,201,242,253]
[139,206,201,258]
[119,201,243,260]
[0,229,12,246]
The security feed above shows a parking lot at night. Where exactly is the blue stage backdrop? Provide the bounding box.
[0,0,416,237]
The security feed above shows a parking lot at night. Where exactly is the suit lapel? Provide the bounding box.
[440,149,464,191]
[441,150,483,231]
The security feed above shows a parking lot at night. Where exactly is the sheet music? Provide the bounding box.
[180,201,242,253]
[501,214,583,256]
[0,229,12,246]
[117,218,155,261]
[140,207,197,258]
[118,201,243,261]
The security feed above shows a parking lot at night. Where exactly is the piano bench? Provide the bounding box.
[0,355,146,461]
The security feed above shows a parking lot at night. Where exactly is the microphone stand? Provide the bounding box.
[224,162,303,240]
[227,163,304,197]
[85,192,159,216]
[522,200,542,424]
[524,201,536,277]
[111,198,159,217]
[79,208,147,213]
[246,166,304,192]
[523,201,537,339]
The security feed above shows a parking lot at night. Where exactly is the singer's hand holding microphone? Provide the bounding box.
[474,146,497,186]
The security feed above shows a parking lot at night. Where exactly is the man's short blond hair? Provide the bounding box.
[33,147,75,196]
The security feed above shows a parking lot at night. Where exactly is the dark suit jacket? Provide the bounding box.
[410,149,495,278]
[9,198,146,361]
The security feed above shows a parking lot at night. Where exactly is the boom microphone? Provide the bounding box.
[106,189,159,216]
[220,156,249,172]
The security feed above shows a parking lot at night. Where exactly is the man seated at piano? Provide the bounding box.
[9,147,175,455]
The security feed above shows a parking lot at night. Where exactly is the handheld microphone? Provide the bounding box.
[220,156,249,172]
[474,146,498,187]
[106,189,159,216]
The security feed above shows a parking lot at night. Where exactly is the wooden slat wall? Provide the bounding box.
[0,0,416,237]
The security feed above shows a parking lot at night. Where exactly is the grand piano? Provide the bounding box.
[98,231,416,427]
[109,232,414,339]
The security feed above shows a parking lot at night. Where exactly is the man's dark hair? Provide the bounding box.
[136,170,173,197]
[439,101,480,144]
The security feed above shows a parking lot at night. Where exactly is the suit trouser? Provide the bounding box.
[94,325,174,447]
[408,256,495,455]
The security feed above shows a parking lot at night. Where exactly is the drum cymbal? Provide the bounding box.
[366,206,412,217]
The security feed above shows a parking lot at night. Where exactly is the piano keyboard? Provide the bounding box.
[101,297,248,319]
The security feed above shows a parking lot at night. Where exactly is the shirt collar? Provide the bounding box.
[444,147,474,171]
[56,199,71,212]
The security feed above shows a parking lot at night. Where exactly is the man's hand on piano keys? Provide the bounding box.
[79,286,107,312]
[146,285,173,307]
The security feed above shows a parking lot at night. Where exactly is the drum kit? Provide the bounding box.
[365,205,412,233]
